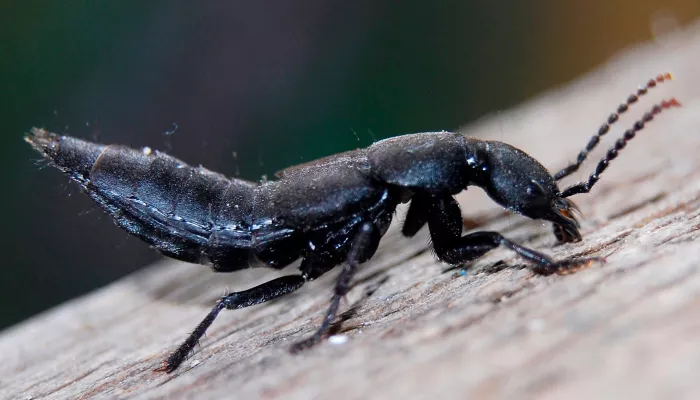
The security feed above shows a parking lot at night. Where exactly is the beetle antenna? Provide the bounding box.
[559,97,681,198]
[554,73,673,181]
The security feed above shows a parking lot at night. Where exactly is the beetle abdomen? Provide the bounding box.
[26,128,255,270]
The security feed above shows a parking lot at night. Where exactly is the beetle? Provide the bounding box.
[26,73,678,373]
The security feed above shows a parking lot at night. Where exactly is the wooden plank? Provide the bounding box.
[3,21,700,400]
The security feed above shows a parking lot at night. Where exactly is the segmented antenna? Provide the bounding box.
[554,73,673,181]
[559,97,681,198]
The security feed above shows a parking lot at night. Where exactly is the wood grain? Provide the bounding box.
[3,21,700,400]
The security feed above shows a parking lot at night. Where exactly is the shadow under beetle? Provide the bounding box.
[26,73,679,373]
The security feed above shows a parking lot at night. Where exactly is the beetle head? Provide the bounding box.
[473,141,581,242]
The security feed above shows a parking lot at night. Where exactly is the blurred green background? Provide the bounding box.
[2,1,699,330]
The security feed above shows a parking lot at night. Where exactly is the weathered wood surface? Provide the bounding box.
[3,22,700,400]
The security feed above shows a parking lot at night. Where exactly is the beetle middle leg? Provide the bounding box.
[156,274,306,373]
[290,221,379,352]
[427,196,602,275]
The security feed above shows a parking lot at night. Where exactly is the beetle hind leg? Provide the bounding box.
[156,275,306,373]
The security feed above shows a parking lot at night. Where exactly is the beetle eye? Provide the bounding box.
[526,180,547,198]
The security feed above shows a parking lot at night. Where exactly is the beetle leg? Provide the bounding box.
[402,192,431,237]
[428,196,602,275]
[290,221,379,352]
[156,275,306,373]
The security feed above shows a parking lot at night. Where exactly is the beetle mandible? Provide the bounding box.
[26,73,679,372]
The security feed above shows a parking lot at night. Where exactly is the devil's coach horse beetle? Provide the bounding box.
[26,73,679,372]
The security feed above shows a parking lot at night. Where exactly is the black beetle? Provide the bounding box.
[26,73,678,372]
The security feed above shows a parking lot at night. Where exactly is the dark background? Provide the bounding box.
[2,1,699,330]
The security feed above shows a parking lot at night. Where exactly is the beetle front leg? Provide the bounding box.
[402,192,431,237]
[427,196,602,275]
